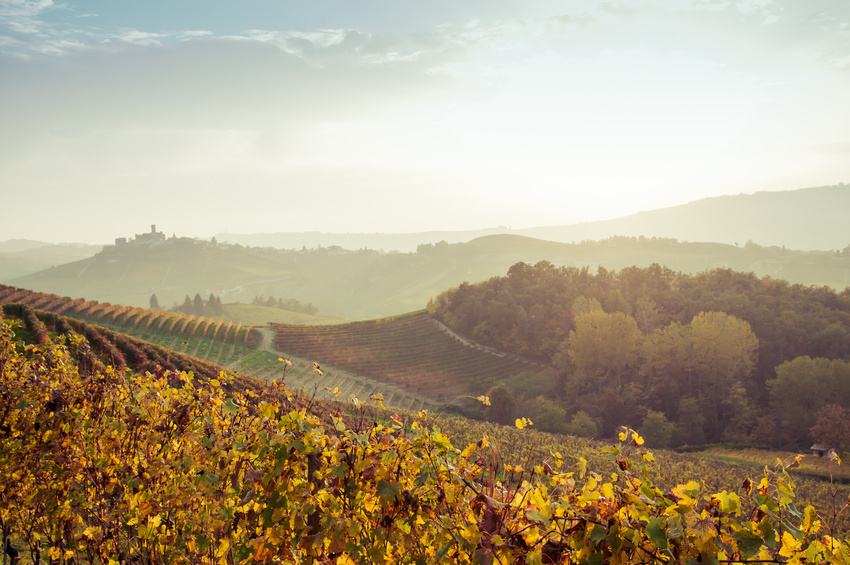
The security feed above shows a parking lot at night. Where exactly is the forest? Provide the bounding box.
[428,262,850,449]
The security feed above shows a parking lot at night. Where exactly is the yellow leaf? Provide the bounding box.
[779,531,801,557]
[215,538,231,559]
[515,417,533,429]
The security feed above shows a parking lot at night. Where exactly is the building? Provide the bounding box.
[135,224,166,244]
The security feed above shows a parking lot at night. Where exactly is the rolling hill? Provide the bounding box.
[7,233,849,320]
[216,184,850,252]
[521,184,850,251]
[0,240,101,281]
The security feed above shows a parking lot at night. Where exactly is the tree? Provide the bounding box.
[520,396,568,434]
[639,312,757,443]
[769,357,850,448]
[178,295,193,314]
[150,294,161,310]
[193,293,204,317]
[639,410,674,449]
[721,383,757,445]
[634,295,661,334]
[485,383,516,426]
[564,310,641,389]
[208,293,223,316]
[565,411,600,439]
[640,321,691,417]
[686,311,758,440]
[674,397,707,446]
[810,404,850,454]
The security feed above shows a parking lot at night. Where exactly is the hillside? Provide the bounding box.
[0,240,101,281]
[4,301,850,563]
[271,310,558,402]
[0,284,548,414]
[216,184,850,252]
[521,184,850,251]
[8,233,850,320]
[0,285,443,413]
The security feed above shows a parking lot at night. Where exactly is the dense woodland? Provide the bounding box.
[428,262,850,450]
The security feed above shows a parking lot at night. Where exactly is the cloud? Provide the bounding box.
[119,29,166,46]
[0,0,55,18]
[0,0,57,36]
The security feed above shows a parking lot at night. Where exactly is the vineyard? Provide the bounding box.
[0,284,440,413]
[271,311,558,401]
[3,308,850,563]
[0,283,261,350]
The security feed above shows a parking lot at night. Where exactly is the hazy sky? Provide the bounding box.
[2,0,849,243]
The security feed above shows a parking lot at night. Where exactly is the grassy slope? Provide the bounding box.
[220,303,348,326]
[692,446,850,483]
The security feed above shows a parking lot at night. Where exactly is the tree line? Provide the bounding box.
[251,295,318,315]
[160,292,225,317]
[428,261,850,450]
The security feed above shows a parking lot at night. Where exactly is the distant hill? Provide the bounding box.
[214,185,850,252]
[8,234,849,320]
[0,239,53,253]
[0,241,101,282]
[521,184,850,251]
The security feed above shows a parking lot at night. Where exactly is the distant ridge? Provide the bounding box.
[521,184,849,251]
[0,241,102,282]
[215,185,849,252]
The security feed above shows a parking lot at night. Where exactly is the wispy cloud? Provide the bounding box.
[0,0,55,19]
[118,29,166,46]
[0,0,56,34]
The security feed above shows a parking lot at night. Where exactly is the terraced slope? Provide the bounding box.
[272,310,558,400]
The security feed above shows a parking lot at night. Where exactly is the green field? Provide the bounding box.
[220,302,348,326]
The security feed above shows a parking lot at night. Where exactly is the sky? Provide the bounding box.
[1,0,849,244]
